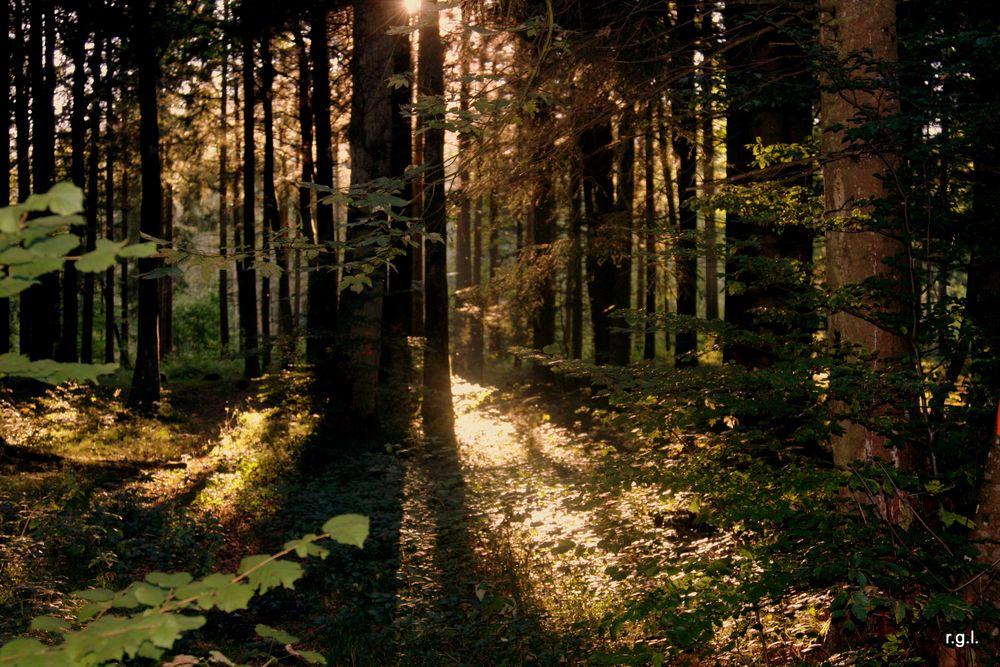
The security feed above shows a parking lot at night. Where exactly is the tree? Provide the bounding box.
[820,0,921,471]
[128,0,164,411]
[419,0,453,438]
[237,2,260,379]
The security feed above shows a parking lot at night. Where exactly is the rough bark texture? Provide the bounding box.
[128,0,162,410]
[820,0,913,468]
[420,0,454,438]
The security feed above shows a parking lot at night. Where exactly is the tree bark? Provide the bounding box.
[261,26,279,370]
[420,0,454,438]
[673,0,698,368]
[22,0,58,361]
[821,0,917,469]
[582,117,616,365]
[128,0,163,410]
[0,0,9,353]
[610,106,635,366]
[643,100,657,360]
[159,183,174,358]
[307,4,338,364]
[238,11,261,378]
[103,38,115,365]
[82,36,102,364]
[219,0,231,353]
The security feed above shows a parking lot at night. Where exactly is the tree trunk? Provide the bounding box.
[673,0,698,368]
[568,168,583,360]
[821,0,918,470]
[294,25,313,339]
[723,1,814,367]
[58,25,87,364]
[82,36,102,364]
[0,0,9,353]
[307,5,338,364]
[582,118,615,365]
[335,0,397,427]
[219,0,231,353]
[238,12,260,379]
[103,38,115,365]
[261,26,279,370]
[14,0,30,207]
[643,100,657,360]
[22,0,58,361]
[420,0,454,438]
[610,106,635,366]
[120,155,131,369]
[159,183,173,358]
[128,0,163,410]
[380,10,415,406]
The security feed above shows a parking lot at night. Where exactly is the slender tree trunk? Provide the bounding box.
[420,0,454,437]
[238,12,261,378]
[568,169,583,360]
[610,107,635,366]
[129,0,163,410]
[412,102,425,337]
[103,41,116,365]
[159,183,174,358]
[469,193,484,380]
[261,26,280,370]
[59,26,87,363]
[0,1,9,353]
[120,154,131,369]
[307,5,338,363]
[582,118,615,365]
[294,26,313,338]
[219,0,231,353]
[82,36,103,364]
[702,94,717,323]
[643,100,657,360]
[673,0,698,368]
[14,0,30,206]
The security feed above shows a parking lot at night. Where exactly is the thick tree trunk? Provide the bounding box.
[821,0,918,470]
[335,0,397,426]
[238,14,261,378]
[380,12,416,407]
[307,5,338,364]
[129,0,163,411]
[420,0,454,438]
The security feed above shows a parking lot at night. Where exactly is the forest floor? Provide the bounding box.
[0,362,831,666]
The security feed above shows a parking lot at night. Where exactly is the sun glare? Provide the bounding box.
[404,0,420,15]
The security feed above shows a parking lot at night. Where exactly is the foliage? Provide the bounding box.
[0,184,156,385]
[0,515,368,666]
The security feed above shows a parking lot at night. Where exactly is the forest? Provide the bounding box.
[1,0,999,664]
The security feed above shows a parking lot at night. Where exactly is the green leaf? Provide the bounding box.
[295,650,328,664]
[9,256,64,279]
[133,583,170,607]
[75,239,124,273]
[74,588,115,603]
[29,616,71,634]
[28,233,79,258]
[239,557,303,594]
[939,509,975,529]
[117,242,158,258]
[322,514,369,548]
[283,535,330,560]
[0,206,21,233]
[145,572,193,589]
[0,276,38,298]
[42,182,85,215]
[255,623,299,644]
